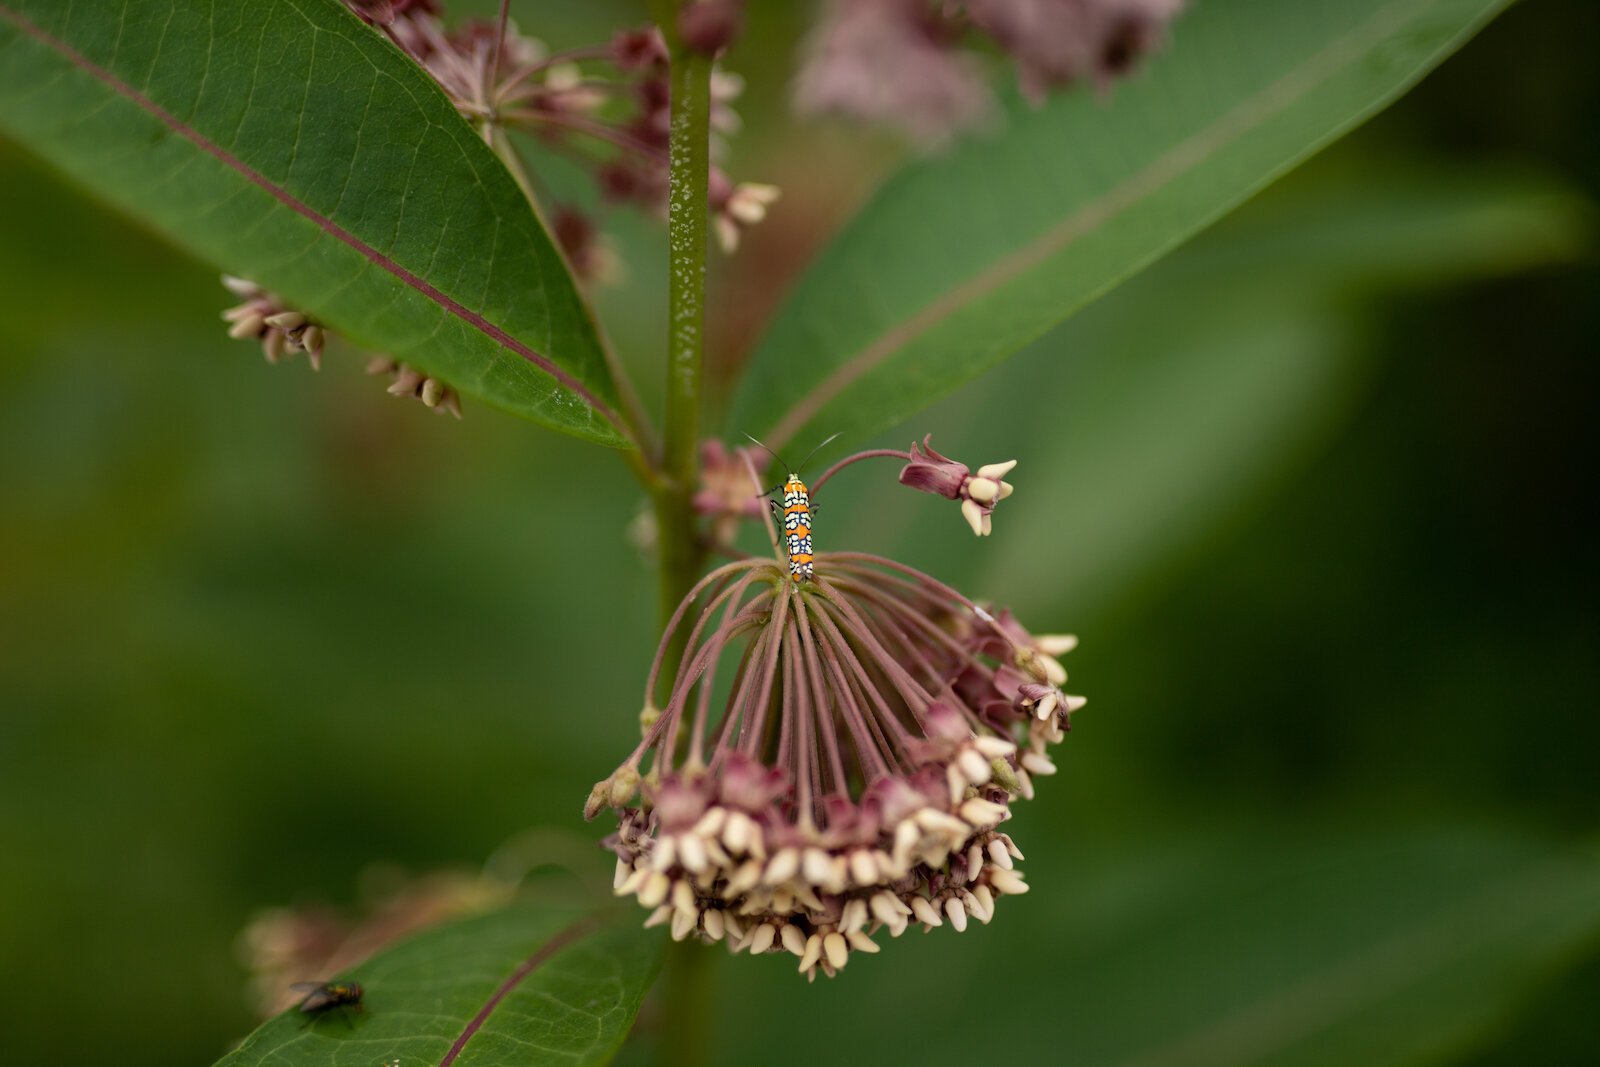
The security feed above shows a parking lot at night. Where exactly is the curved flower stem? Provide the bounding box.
[808,448,911,498]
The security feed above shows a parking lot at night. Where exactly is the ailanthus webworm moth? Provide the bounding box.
[744,433,838,583]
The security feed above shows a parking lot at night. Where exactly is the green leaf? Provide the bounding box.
[732,0,1511,452]
[0,0,629,445]
[216,901,663,1067]
[973,165,1592,618]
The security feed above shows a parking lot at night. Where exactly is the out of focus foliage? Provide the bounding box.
[0,1,1594,1064]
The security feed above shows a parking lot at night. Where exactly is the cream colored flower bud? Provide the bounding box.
[726,859,762,896]
[763,847,799,885]
[1020,752,1057,776]
[227,313,266,339]
[966,476,1001,504]
[678,833,708,874]
[849,849,879,887]
[693,807,726,838]
[264,311,306,330]
[823,932,849,969]
[802,847,834,890]
[976,460,1017,480]
[638,871,670,908]
[722,810,753,854]
[1035,633,1078,656]
[971,885,996,923]
[909,895,943,928]
[846,931,880,953]
[957,747,992,785]
[798,933,823,971]
[961,498,987,536]
[959,797,1008,827]
[973,735,1016,759]
[989,868,1029,895]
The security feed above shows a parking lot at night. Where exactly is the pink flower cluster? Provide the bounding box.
[795,0,1186,140]
[587,552,1082,979]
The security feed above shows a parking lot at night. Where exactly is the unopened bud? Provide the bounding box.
[609,767,641,808]
[678,0,743,55]
[227,313,265,339]
[583,779,610,821]
[420,377,445,408]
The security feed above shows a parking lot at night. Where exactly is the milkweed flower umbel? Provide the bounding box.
[586,546,1082,979]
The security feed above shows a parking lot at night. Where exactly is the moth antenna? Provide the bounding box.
[742,432,789,472]
[794,432,842,478]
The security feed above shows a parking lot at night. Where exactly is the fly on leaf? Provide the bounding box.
[290,980,364,1027]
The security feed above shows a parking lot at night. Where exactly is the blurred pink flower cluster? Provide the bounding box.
[795,0,1185,141]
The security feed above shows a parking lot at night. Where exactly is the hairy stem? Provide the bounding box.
[653,37,713,631]
[649,5,715,1065]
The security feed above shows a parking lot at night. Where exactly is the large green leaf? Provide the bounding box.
[216,902,663,1067]
[0,0,629,445]
[733,0,1511,452]
[973,165,1592,618]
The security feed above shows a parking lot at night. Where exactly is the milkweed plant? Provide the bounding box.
[225,0,1149,988]
[0,0,1519,1060]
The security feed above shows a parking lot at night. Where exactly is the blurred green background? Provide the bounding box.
[1,1,1596,1064]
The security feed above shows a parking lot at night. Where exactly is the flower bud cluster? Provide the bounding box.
[589,552,1082,978]
[897,436,1016,536]
[220,276,326,370]
[345,1,775,272]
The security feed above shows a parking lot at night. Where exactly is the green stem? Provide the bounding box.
[648,8,715,1065]
[652,34,713,628]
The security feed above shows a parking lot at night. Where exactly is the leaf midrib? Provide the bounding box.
[438,914,600,1067]
[0,2,629,443]
[761,0,1464,452]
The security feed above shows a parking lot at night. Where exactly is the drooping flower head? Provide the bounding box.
[589,440,1081,978]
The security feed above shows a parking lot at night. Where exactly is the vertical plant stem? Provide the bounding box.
[654,41,713,629]
[649,6,715,1066]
